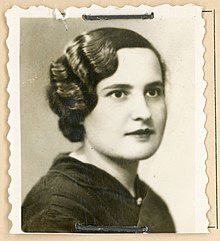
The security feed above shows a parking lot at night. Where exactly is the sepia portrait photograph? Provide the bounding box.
[6,5,208,234]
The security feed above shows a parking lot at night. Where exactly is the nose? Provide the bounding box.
[130,95,151,121]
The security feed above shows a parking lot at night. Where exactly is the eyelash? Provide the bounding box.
[107,90,129,99]
[145,88,163,98]
[106,87,164,100]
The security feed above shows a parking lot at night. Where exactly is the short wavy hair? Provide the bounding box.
[47,27,166,142]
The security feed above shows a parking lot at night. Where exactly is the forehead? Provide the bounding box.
[97,48,162,89]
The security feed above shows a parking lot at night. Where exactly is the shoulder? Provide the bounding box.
[22,153,96,232]
[22,153,88,204]
[138,184,176,233]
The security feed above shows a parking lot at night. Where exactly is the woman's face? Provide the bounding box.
[83,48,167,161]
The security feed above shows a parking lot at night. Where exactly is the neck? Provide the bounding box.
[73,141,139,197]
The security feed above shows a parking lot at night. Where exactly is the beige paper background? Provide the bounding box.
[0,0,219,240]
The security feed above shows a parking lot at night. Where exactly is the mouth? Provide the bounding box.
[125,128,155,137]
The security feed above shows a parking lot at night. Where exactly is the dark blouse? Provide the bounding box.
[22,153,175,233]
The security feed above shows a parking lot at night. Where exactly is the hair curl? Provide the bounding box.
[47,27,166,142]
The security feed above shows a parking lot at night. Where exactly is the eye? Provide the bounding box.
[108,90,128,99]
[145,88,163,98]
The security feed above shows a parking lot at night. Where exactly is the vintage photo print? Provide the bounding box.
[6,5,208,233]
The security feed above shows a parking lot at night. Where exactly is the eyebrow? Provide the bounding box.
[101,81,164,91]
[102,84,133,91]
[146,81,164,88]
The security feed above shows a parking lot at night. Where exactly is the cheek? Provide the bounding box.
[84,104,113,135]
[85,99,128,128]
[151,102,167,128]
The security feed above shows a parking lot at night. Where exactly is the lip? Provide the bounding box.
[125,128,155,136]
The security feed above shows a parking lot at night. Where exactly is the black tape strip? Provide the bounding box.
[82,13,154,20]
[74,224,149,233]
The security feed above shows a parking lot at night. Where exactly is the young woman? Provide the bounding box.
[22,27,175,233]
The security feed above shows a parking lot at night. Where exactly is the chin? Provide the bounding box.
[120,139,161,159]
[118,149,158,162]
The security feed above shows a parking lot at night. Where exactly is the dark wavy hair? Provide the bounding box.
[47,27,166,142]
